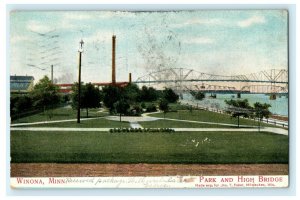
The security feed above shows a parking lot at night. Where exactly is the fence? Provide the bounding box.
[182,102,288,128]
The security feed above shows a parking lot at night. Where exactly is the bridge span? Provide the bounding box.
[134,68,288,94]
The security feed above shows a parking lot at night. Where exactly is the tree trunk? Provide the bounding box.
[43,105,46,121]
[86,108,88,118]
[237,115,240,128]
[120,113,121,122]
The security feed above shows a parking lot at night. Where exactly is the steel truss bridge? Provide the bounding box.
[134,68,288,94]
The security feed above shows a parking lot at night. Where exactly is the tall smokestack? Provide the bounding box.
[112,35,116,84]
[129,73,132,83]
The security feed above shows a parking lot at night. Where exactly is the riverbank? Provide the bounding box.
[179,99,288,128]
[271,115,288,122]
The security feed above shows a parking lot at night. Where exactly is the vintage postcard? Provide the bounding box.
[10,10,288,188]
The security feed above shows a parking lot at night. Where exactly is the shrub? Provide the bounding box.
[146,104,157,112]
[108,128,175,133]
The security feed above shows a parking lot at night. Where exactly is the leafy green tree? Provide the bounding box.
[140,86,158,102]
[10,95,33,117]
[141,102,146,109]
[163,88,179,103]
[146,104,157,112]
[30,76,60,113]
[131,104,143,116]
[225,99,253,127]
[253,102,271,131]
[114,99,130,122]
[71,83,102,117]
[123,83,141,104]
[159,98,169,119]
[102,85,122,113]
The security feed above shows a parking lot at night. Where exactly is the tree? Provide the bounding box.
[253,102,271,131]
[159,98,169,119]
[102,85,122,113]
[225,99,253,127]
[30,76,60,113]
[71,83,102,117]
[193,91,205,100]
[146,104,157,112]
[114,99,130,122]
[123,83,141,104]
[10,95,32,113]
[140,86,158,102]
[163,88,179,103]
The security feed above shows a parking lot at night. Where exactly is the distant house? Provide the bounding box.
[10,75,34,93]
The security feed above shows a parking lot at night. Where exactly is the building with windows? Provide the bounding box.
[10,75,34,94]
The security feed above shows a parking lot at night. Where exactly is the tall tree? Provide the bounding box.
[225,99,253,127]
[253,102,271,131]
[30,76,60,111]
[159,98,169,119]
[140,86,158,102]
[102,85,122,113]
[114,99,130,122]
[71,83,102,117]
[163,88,179,103]
[123,83,141,104]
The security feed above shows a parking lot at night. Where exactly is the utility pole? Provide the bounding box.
[51,65,53,83]
[77,39,84,123]
[112,35,116,85]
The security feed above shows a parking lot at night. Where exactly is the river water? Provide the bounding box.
[181,93,288,117]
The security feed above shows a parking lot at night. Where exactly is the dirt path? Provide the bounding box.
[11,163,288,177]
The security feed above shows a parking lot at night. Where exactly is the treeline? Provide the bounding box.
[71,83,179,117]
[225,99,272,128]
[11,76,180,120]
[10,76,68,120]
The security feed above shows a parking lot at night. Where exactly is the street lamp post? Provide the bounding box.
[77,39,84,123]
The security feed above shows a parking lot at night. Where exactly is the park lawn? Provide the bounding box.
[150,110,276,128]
[11,131,288,164]
[142,102,190,111]
[139,119,236,128]
[14,118,130,128]
[168,103,191,110]
[11,107,109,124]
[21,118,233,128]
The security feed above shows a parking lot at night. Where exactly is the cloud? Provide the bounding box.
[185,18,222,25]
[237,16,266,28]
[183,37,215,44]
[26,18,76,34]
[172,18,222,28]
[62,13,93,20]
[26,20,53,33]
[62,11,136,21]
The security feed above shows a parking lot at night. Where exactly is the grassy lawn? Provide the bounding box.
[140,119,236,128]
[18,118,130,128]
[22,118,233,128]
[11,131,288,164]
[150,110,276,128]
[11,107,109,124]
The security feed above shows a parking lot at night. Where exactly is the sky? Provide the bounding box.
[10,10,288,84]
